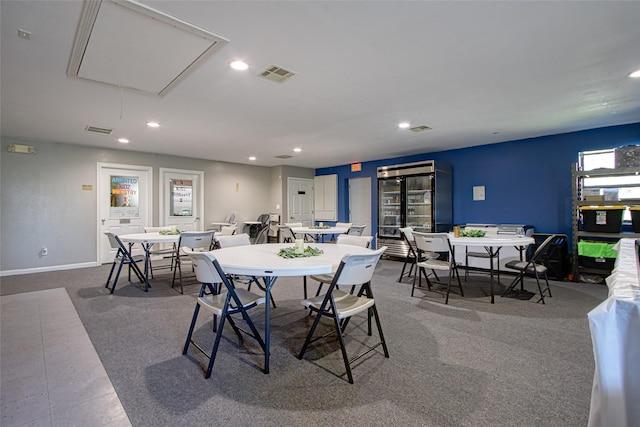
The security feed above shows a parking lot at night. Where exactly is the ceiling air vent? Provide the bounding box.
[260,65,296,83]
[410,125,432,133]
[275,154,293,159]
[85,125,113,135]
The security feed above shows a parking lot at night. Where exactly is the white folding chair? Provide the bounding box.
[412,232,463,304]
[216,233,276,308]
[104,232,145,294]
[346,225,366,236]
[308,234,373,298]
[182,250,266,379]
[298,247,389,384]
[144,226,176,277]
[172,231,215,294]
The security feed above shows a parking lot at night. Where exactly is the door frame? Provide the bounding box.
[96,162,153,265]
[158,167,205,230]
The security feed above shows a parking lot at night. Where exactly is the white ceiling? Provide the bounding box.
[1,1,639,169]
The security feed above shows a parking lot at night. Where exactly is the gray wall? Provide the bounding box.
[0,138,312,274]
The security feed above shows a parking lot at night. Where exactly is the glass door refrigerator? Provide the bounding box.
[377,160,452,258]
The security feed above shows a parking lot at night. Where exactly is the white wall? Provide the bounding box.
[0,138,312,274]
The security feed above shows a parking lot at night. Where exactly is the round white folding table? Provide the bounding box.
[291,226,350,243]
[119,232,181,291]
[448,234,534,303]
[211,242,373,373]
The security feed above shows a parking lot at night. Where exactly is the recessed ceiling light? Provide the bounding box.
[230,60,249,71]
[147,121,160,128]
[398,122,410,129]
[293,147,302,153]
[629,69,640,78]
[249,156,256,161]
[118,138,130,143]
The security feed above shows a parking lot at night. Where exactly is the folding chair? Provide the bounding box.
[278,225,297,243]
[216,233,276,308]
[104,232,145,294]
[308,234,373,298]
[502,234,555,304]
[172,231,215,294]
[464,226,500,283]
[411,232,463,304]
[346,225,366,236]
[398,227,418,282]
[297,247,388,384]
[144,226,176,277]
[182,250,266,379]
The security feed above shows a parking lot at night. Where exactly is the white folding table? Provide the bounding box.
[211,242,373,373]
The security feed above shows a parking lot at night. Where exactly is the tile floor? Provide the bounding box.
[1,288,131,427]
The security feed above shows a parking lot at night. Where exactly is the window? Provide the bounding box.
[580,149,640,222]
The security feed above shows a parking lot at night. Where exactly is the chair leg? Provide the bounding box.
[445,269,453,304]
[332,310,354,384]
[183,303,201,355]
[109,259,126,294]
[105,260,118,289]
[370,304,389,358]
[205,311,228,379]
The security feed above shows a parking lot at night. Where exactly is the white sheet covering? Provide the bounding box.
[587,238,640,427]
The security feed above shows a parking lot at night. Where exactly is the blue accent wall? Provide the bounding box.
[316,123,640,250]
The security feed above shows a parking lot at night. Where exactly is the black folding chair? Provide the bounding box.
[502,234,556,304]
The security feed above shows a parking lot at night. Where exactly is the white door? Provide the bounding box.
[349,177,372,237]
[98,163,153,264]
[288,177,314,226]
[159,168,204,231]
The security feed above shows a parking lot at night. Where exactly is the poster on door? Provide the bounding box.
[110,175,139,218]
[170,179,193,216]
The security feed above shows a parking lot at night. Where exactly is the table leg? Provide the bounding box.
[143,243,151,291]
[485,246,502,304]
[263,276,278,374]
[487,246,495,304]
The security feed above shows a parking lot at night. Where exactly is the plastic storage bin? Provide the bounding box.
[578,240,618,272]
[579,206,625,232]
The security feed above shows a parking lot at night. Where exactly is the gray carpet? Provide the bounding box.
[0,259,608,426]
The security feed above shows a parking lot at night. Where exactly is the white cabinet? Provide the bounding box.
[314,174,337,221]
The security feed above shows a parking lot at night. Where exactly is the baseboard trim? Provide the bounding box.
[0,262,98,277]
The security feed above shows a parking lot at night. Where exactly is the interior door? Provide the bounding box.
[348,177,372,237]
[98,163,152,264]
[159,168,204,231]
[288,177,314,226]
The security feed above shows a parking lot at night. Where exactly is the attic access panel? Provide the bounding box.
[68,0,229,96]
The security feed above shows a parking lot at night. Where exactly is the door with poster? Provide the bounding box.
[98,163,152,264]
[159,168,204,232]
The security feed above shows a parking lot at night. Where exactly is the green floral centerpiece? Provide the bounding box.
[277,246,324,258]
[159,229,180,235]
[459,229,486,237]
[309,225,330,229]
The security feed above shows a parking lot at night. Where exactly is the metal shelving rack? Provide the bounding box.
[571,163,640,277]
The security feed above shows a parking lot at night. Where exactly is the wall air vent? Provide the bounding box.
[260,65,296,83]
[85,125,113,135]
[275,154,293,159]
[410,125,432,133]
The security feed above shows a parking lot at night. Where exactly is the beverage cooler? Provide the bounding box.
[377,160,452,258]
